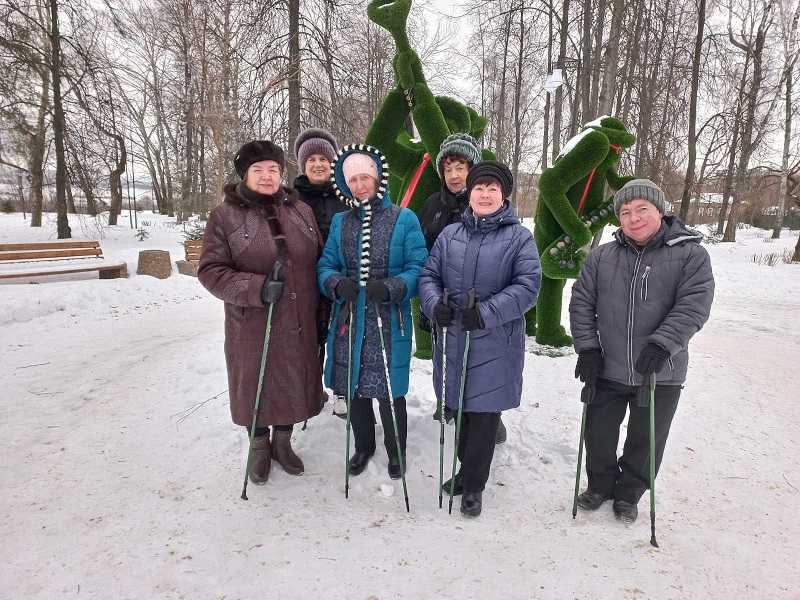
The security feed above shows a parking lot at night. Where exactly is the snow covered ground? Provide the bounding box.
[1,212,799,600]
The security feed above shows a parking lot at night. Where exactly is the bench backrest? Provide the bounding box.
[0,240,103,262]
[185,240,203,265]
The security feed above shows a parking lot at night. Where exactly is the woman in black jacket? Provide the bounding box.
[293,128,349,416]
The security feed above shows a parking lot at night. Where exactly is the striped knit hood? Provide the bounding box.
[330,144,390,208]
[331,144,392,285]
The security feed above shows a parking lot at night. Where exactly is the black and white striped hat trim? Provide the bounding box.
[330,144,391,208]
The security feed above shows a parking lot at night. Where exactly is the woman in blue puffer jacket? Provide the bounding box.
[318,144,427,481]
[418,161,541,517]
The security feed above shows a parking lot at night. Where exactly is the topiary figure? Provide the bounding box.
[365,0,494,359]
[530,116,636,347]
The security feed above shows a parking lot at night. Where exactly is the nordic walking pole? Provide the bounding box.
[376,307,410,512]
[449,288,475,515]
[344,302,354,499]
[241,262,282,501]
[438,289,450,509]
[649,372,659,548]
[572,382,594,518]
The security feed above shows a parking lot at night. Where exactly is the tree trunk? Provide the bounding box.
[510,3,526,207]
[542,3,554,171]
[772,4,799,238]
[65,173,77,214]
[717,58,749,235]
[287,0,301,182]
[552,0,570,162]
[494,7,514,162]
[772,59,793,239]
[48,0,71,239]
[679,0,706,221]
[620,2,644,126]
[588,0,607,119]
[579,0,593,122]
[724,10,773,242]
[598,0,624,116]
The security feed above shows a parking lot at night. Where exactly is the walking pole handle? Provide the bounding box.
[270,260,283,282]
[466,288,476,309]
[442,288,450,306]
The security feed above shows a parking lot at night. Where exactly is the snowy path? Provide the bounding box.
[2,224,799,599]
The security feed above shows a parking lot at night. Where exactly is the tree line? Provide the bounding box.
[0,0,797,257]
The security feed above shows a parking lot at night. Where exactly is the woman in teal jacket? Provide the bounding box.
[318,144,428,479]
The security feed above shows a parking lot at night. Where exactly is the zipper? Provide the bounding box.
[627,248,645,385]
[668,356,675,371]
[640,265,650,301]
[397,305,405,337]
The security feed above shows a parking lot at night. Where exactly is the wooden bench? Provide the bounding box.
[0,240,128,280]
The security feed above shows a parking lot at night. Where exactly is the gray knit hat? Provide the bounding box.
[435,133,482,177]
[294,128,338,174]
[613,178,668,216]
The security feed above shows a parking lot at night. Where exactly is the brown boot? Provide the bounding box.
[247,435,271,485]
[271,429,304,475]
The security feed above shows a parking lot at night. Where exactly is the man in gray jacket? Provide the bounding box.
[569,179,714,523]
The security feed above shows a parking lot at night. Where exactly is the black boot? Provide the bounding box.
[495,417,507,445]
[460,491,482,517]
[432,405,455,424]
[387,454,405,480]
[613,499,638,523]
[576,489,612,511]
[348,451,373,476]
[442,472,463,496]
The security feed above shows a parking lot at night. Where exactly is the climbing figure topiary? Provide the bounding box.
[529,116,636,347]
[365,0,494,358]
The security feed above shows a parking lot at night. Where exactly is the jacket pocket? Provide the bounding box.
[640,265,651,302]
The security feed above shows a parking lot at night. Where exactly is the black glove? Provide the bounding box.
[365,279,391,303]
[419,312,432,333]
[574,350,603,384]
[335,278,359,302]
[261,276,284,305]
[461,304,484,331]
[432,301,454,328]
[634,343,670,375]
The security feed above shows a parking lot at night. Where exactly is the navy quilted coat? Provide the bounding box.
[418,202,541,412]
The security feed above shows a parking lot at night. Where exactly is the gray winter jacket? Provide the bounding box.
[569,217,714,386]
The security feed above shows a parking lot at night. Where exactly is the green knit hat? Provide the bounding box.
[435,133,481,177]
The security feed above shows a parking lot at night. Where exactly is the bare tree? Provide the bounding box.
[679,0,708,221]
[772,0,799,238]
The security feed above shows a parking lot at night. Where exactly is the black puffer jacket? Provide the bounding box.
[569,216,714,386]
[419,185,469,251]
[294,175,348,244]
[294,175,348,351]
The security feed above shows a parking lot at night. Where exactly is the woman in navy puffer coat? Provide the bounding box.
[418,161,541,517]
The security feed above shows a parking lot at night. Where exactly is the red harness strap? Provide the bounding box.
[576,144,622,216]
[400,152,431,208]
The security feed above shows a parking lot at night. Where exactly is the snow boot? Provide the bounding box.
[495,417,507,445]
[460,491,482,517]
[432,405,455,424]
[388,454,406,480]
[247,435,271,485]
[442,472,463,496]
[613,499,638,523]
[577,489,612,511]
[271,429,304,475]
[348,450,374,476]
